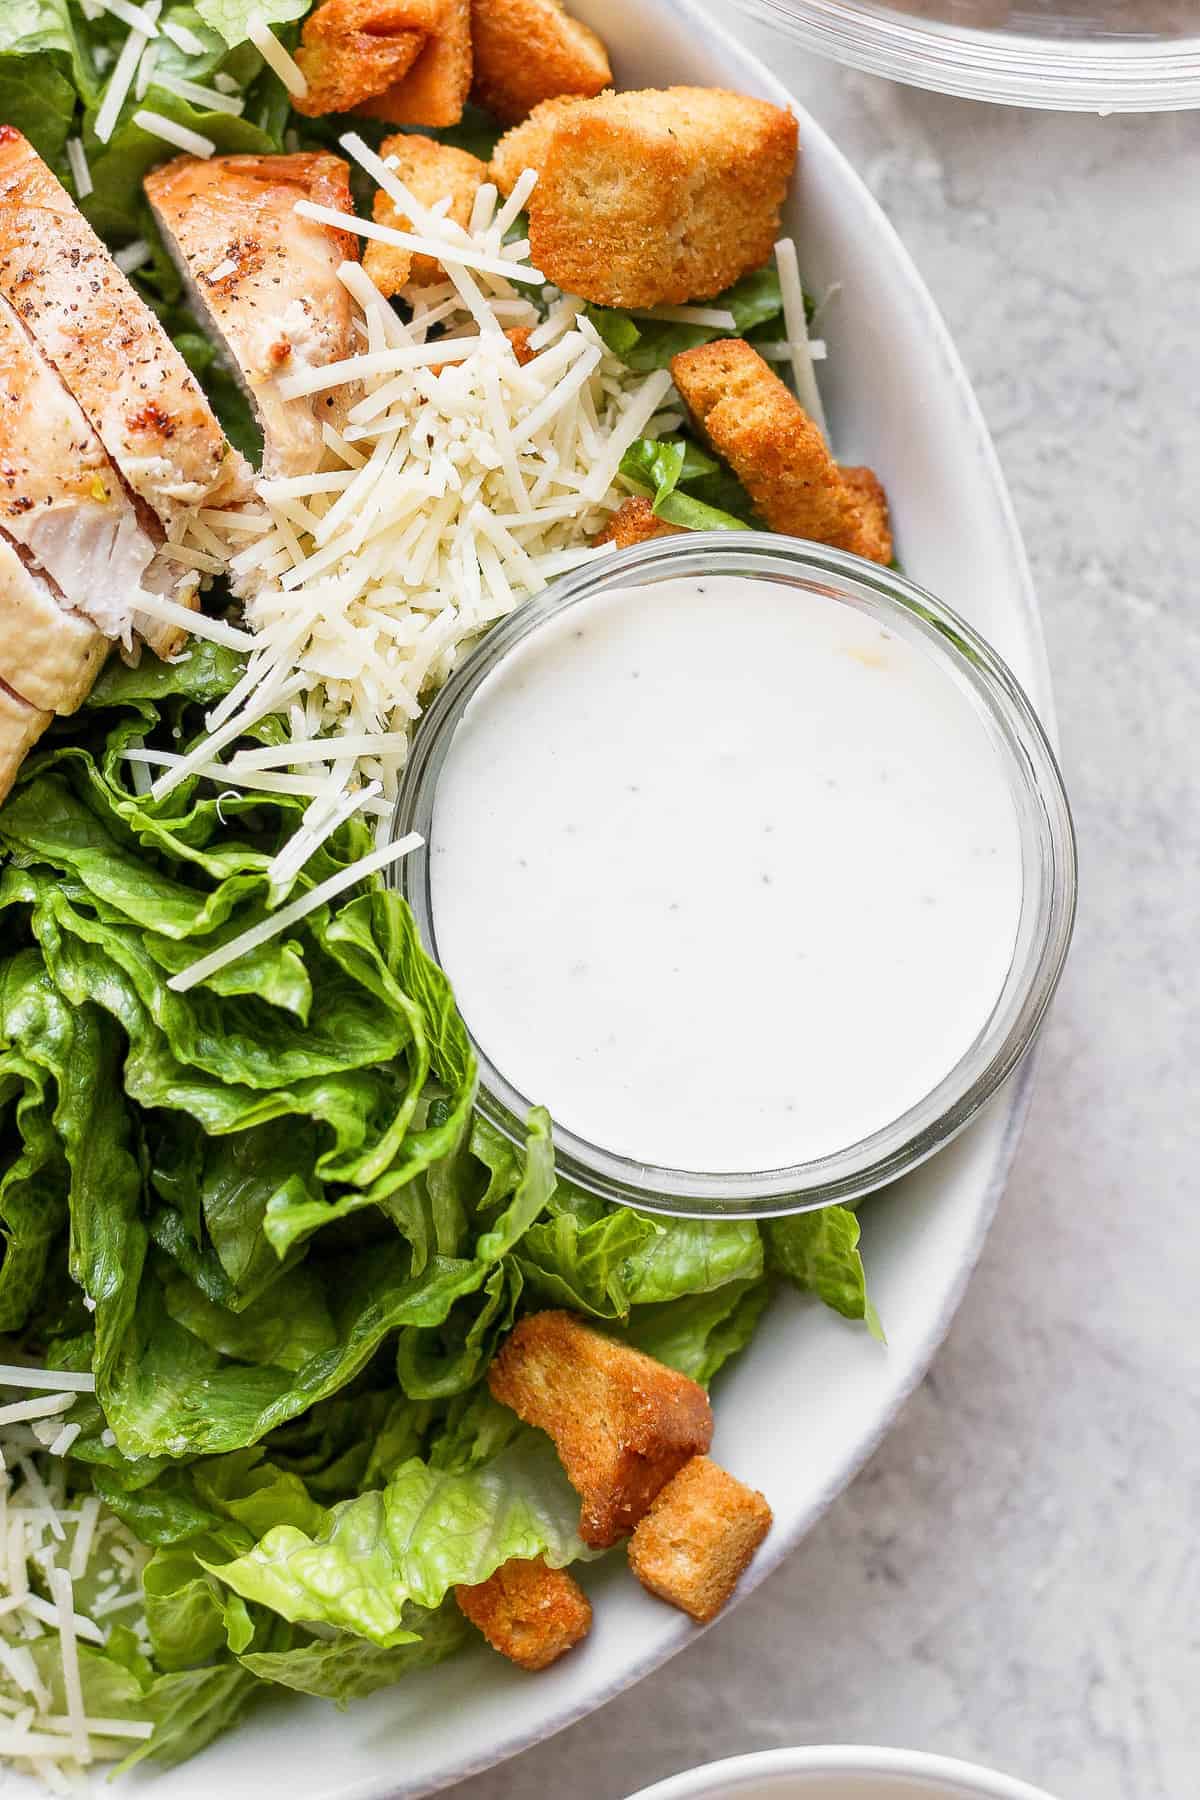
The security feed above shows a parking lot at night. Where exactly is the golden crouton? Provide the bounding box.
[488,1311,713,1548]
[355,0,472,125]
[628,1457,772,1624]
[506,325,537,365]
[364,132,488,292]
[671,339,889,563]
[839,464,893,565]
[470,0,611,125]
[595,496,685,549]
[455,1557,592,1670]
[293,0,438,116]
[526,87,798,307]
[489,94,587,196]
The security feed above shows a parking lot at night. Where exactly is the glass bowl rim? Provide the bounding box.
[733,0,1200,113]
[392,533,1077,1219]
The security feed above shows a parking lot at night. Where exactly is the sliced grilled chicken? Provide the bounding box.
[0,128,252,535]
[0,678,50,807]
[0,535,107,717]
[144,153,360,480]
[0,290,192,662]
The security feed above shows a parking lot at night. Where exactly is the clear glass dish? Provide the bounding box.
[734,0,1200,111]
[392,535,1076,1219]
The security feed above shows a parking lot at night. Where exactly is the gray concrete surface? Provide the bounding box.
[452,34,1200,1800]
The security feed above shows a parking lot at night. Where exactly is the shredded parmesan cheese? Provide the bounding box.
[774,236,828,438]
[153,71,246,116]
[49,1573,87,1765]
[0,1371,94,1396]
[134,39,158,99]
[247,14,308,97]
[161,16,206,52]
[96,0,160,34]
[129,589,254,653]
[0,1397,74,1429]
[65,138,92,201]
[0,1375,153,1779]
[168,833,422,992]
[94,1,161,144]
[631,303,737,329]
[114,238,152,276]
[293,198,547,287]
[132,109,215,158]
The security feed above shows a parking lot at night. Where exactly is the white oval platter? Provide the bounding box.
[57,3,1054,1796]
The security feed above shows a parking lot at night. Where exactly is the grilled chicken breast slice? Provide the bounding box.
[0,535,107,717]
[144,152,360,481]
[0,678,51,806]
[0,290,197,660]
[0,128,252,535]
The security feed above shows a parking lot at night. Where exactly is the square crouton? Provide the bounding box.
[355,0,472,126]
[490,93,589,195]
[364,131,489,293]
[293,0,441,116]
[455,1557,592,1670]
[488,1311,714,1548]
[470,0,611,125]
[628,1457,772,1624]
[525,87,798,308]
[838,463,893,565]
[595,496,685,549]
[671,339,890,563]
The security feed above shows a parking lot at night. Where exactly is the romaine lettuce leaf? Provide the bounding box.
[515,1203,652,1317]
[0,55,76,172]
[618,433,756,532]
[194,1447,328,1538]
[240,1600,469,1703]
[0,0,96,171]
[395,1260,522,1399]
[91,1466,223,1547]
[164,1261,338,1368]
[142,1530,257,1670]
[767,1206,884,1340]
[622,1214,763,1304]
[266,1386,434,1500]
[0,954,71,1331]
[204,1432,590,1645]
[625,1278,770,1385]
[194,0,308,48]
[121,1661,264,1768]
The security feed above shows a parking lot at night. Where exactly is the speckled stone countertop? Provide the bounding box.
[453,27,1200,1800]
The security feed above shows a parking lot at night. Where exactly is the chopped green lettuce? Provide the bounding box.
[625,1279,771,1386]
[203,1433,590,1644]
[767,1206,884,1341]
[0,2,94,171]
[240,1600,469,1702]
[194,0,308,48]
[617,434,757,532]
[587,268,787,371]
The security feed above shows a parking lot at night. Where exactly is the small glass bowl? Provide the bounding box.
[734,0,1200,113]
[393,535,1076,1219]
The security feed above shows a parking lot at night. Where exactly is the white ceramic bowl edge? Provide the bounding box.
[623,1745,1065,1800]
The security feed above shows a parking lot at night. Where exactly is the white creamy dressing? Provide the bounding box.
[430,575,1024,1173]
